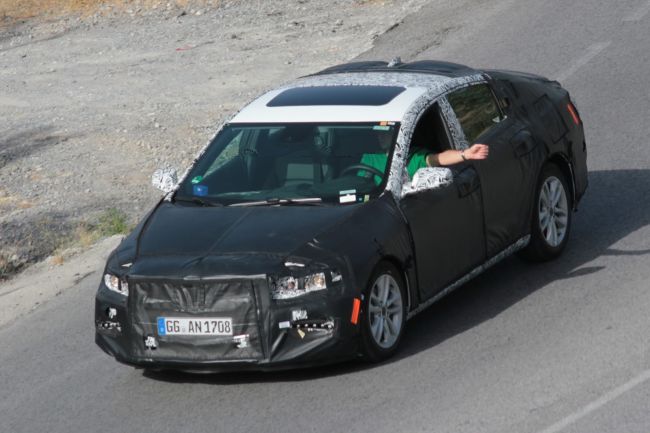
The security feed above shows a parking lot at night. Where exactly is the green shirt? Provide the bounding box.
[360,149,429,185]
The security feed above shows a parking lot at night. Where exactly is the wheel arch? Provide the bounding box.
[546,152,577,210]
[369,255,413,313]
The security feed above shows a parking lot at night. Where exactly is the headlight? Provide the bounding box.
[103,273,129,296]
[272,272,327,300]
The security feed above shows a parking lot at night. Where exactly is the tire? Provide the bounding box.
[360,262,407,362]
[521,163,573,262]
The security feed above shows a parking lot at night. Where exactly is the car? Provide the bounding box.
[95,59,588,371]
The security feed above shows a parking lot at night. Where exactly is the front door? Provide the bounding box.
[399,101,486,301]
[400,165,486,300]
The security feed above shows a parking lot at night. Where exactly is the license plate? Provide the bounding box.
[157,317,233,336]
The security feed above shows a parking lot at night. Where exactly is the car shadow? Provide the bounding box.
[143,168,650,384]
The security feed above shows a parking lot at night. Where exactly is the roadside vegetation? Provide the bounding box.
[0,208,131,280]
[50,208,132,266]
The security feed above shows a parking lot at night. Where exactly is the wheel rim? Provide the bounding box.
[368,274,403,349]
[538,176,569,247]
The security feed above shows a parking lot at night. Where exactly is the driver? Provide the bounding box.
[360,129,489,184]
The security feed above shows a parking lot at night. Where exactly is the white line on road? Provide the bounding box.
[623,0,650,21]
[537,369,650,433]
[555,41,611,83]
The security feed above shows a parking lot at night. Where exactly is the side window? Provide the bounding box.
[447,84,502,144]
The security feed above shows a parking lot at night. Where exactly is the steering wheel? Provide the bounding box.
[340,163,384,180]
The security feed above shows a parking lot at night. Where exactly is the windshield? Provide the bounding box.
[176,122,399,206]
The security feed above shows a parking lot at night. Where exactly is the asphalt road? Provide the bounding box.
[2,0,649,432]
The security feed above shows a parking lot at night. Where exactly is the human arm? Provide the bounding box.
[425,143,489,166]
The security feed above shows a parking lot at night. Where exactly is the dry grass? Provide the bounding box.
[0,0,201,20]
[40,208,130,271]
[60,208,131,250]
[0,194,33,210]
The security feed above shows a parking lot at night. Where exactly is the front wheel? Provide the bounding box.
[521,163,573,261]
[360,262,407,362]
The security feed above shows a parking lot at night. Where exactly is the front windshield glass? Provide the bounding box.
[176,122,399,205]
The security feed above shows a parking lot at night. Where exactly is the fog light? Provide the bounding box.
[144,335,158,350]
[97,321,121,333]
[291,309,308,321]
[233,334,249,349]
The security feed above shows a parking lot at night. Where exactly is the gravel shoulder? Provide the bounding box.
[0,0,430,279]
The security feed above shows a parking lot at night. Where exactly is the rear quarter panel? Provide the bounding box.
[486,69,588,204]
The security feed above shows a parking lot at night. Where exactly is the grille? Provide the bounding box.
[128,277,266,361]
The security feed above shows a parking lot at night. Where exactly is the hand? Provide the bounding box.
[464,143,489,160]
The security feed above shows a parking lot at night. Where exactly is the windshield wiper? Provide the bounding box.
[174,196,223,207]
[229,197,323,207]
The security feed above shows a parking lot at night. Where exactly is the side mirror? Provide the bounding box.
[151,167,178,193]
[401,167,453,198]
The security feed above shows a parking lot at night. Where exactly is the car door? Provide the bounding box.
[399,104,486,301]
[445,82,533,257]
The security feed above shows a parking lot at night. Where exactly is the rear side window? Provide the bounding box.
[447,84,502,143]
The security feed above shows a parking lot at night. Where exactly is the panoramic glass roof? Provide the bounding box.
[266,85,407,107]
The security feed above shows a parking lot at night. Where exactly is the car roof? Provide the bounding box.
[230,60,485,124]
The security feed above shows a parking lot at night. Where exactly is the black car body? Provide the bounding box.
[95,60,588,371]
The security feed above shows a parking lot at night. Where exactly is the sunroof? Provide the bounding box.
[267,85,406,107]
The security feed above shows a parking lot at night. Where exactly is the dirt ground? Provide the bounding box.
[1,0,213,20]
[0,0,428,278]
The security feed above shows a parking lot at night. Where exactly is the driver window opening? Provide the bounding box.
[404,102,453,178]
[411,103,452,155]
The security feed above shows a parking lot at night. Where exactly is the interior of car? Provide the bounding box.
[183,103,454,201]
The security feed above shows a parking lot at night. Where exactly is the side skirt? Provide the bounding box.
[407,235,531,320]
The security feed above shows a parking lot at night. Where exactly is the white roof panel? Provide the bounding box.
[228,71,484,124]
[230,86,428,123]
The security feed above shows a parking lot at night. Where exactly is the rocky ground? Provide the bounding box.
[0,0,429,278]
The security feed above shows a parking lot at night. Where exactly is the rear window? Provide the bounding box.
[267,86,406,107]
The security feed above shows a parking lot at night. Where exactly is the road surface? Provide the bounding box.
[1,0,649,432]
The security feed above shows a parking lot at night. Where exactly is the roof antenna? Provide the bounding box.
[387,57,402,67]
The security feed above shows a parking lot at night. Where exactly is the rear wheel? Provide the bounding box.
[360,262,407,362]
[521,163,573,261]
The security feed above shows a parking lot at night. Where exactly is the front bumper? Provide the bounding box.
[94,274,360,372]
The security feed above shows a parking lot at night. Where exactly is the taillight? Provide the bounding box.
[567,101,581,125]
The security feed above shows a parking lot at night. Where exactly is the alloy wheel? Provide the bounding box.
[538,176,569,247]
[368,273,404,349]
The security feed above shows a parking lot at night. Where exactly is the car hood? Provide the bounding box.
[135,201,359,260]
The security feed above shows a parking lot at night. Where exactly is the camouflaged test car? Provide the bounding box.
[95,59,587,371]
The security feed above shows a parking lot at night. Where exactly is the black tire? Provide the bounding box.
[521,163,573,262]
[360,261,407,362]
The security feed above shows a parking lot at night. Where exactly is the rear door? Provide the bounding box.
[444,83,533,256]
